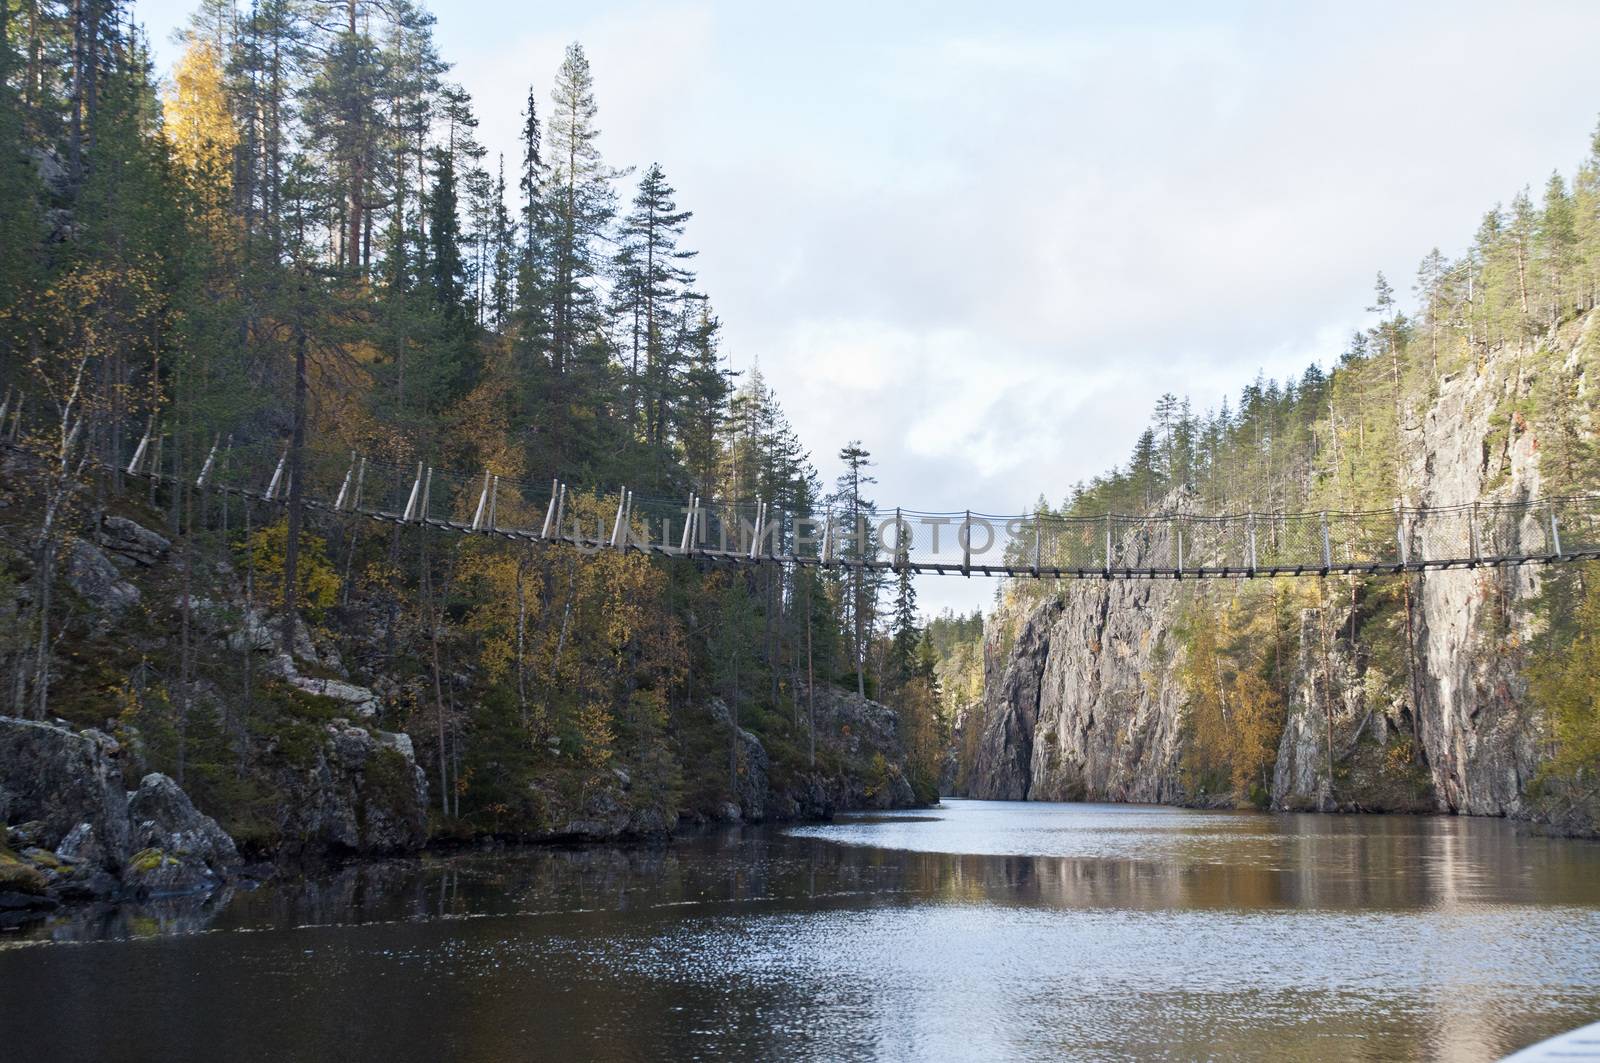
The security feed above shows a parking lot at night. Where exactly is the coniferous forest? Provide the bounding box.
[6,5,1600,1061]
[941,123,1600,824]
[0,0,945,855]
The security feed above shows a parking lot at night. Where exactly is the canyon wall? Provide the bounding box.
[958,313,1596,828]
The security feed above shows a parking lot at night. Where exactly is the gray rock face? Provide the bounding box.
[693,688,922,824]
[0,717,131,870]
[965,315,1596,821]
[708,698,769,821]
[54,822,105,867]
[64,539,140,617]
[189,600,338,672]
[127,773,240,874]
[286,676,380,718]
[98,515,171,566]
[269,722,428,855]
[967,536,1189,804]
[1407,347,1551,816]
[0,721,245,902]
[969,600,1062,800]
[777,687,919,815]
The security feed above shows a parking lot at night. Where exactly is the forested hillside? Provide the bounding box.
[948,125,1600,832]
[0,0,943,860]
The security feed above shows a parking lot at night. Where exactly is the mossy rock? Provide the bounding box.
[127,847,180,874]
[0,851,50,895]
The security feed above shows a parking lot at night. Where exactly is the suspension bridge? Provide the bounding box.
[8,412,1600,580]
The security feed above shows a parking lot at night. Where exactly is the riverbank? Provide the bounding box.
[0,687,929,928]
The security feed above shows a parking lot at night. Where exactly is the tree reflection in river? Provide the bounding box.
[3,801,1598,1062]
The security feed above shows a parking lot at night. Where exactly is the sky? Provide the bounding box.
[132,0,1600,616]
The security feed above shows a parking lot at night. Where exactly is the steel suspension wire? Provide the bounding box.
[8,434,1600,579]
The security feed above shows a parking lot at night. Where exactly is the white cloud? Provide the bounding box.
[133,0,1600,616]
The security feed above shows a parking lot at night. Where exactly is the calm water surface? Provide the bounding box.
[3,800,1599,1062]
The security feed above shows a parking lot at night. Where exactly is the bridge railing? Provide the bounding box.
[11,408,1600,576]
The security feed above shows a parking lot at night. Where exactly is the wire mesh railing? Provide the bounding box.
[7,414,1600,578]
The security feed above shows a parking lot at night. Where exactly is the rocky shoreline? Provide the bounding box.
[1,688,927,929]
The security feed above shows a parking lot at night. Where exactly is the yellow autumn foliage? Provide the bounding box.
[163,40,237,225]
[1180,591,1288,804]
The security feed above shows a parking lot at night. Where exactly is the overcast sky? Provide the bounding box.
[134,0,1600,616]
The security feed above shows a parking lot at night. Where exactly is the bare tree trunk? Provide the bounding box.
[280,299,308,656]
[806,577,815,768]
[515,552,529,728]
[421,526,449,817]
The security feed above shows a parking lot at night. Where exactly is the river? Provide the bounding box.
[3,800,1599,1061]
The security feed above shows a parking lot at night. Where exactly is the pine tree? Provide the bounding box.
[546,42,615,378]
[887,556,920,693]
[613,162,696,447]
[833,441,881,697]
[487,155,515,329]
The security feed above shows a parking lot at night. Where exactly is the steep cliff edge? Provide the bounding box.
[959,309,1598,833]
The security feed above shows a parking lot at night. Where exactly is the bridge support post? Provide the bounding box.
[554,483,567,542]
[1320,512,1331,574]
[488,475,498,531]
[962,509,971,577]
[747,499,765,560]
[472,470,492,530]
[893,508,904,572]
[822,508,834,564]
[352,456,365,511]
[609,489,626,547]
[1174,519,1183,578]
[1550,504,1563,558]
[1104,514,1112,578]
[1396,502,1408,568]
[1469,502,1480,566]
[679,494,697,554]
[127,417,155,476]
[1248,512,1257,576]
[196,435,222,489]
[265,445,290,501]
[541,480,559,539]
[401,463,422,520]
[334,452,357,509]
[1032,517,1041,578]
[610,488,631,548]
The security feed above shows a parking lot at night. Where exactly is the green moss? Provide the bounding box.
[23,848,63,871]
[127,847,177,873]
[357,745,417,835]
[0,851,49,895]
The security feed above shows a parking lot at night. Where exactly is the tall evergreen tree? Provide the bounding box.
[832,441,880,697]
[613,162,696,447]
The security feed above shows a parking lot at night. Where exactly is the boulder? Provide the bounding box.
[207,605,328,667]
[99,515,171,566]
[707,699,769,822]
[560,787,631,839]
[0,848,49,895]
[25,145,71,199]
[375,730,414,759]
[270,723,428,855]
[64,538,140,617]
[55,822,102,865]
[122,847,215,898]
[288,676,380,718]
[0,717,131,870]
[127,773,240,875]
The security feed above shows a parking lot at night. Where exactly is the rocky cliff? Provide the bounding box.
[957,312,1597,833]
